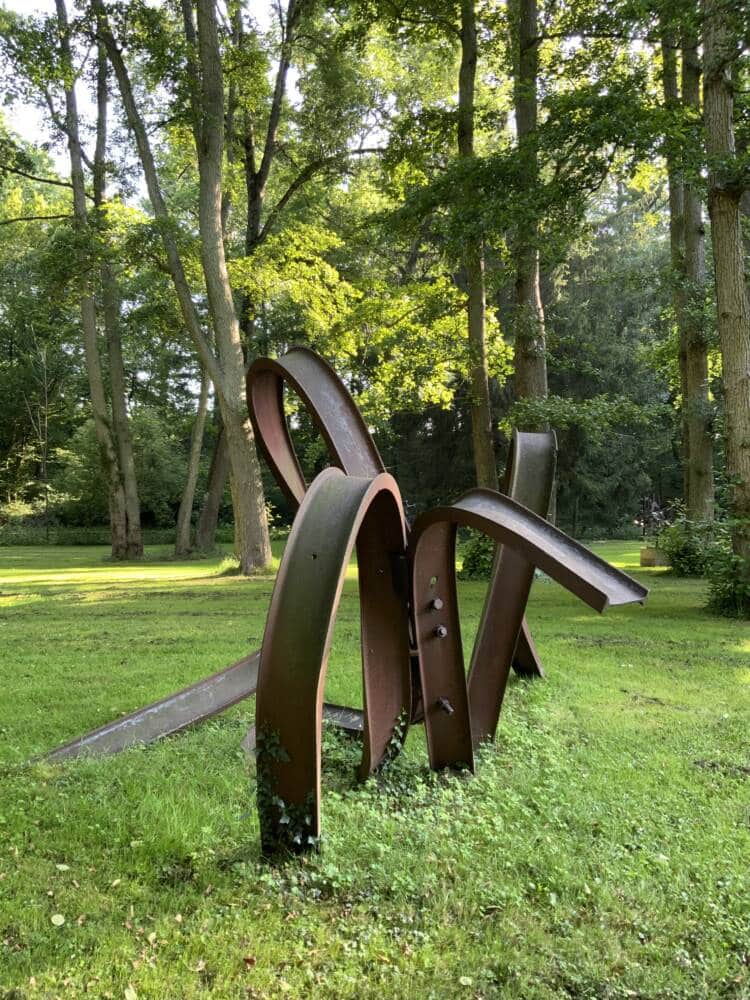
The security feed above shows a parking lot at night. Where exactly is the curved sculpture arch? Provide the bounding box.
[255,468,411,851]
[247,348,386,510]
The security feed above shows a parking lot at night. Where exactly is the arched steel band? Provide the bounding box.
[410,490,648,771]
[255,468,411,853]
[247,348,386,511]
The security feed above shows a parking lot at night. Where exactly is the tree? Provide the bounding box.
[660,12,714,523]
[458,0,499,490]
[97,0,271,573]
[174,372,209,556]
[93,41,143,556]
[54,0,136,559]
[703,0,750,568]
[510,0,548,413]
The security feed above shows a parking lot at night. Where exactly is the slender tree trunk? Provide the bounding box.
[704,0,750,567]
[196,422,230,550]
[737,131,750,296]
[99,0,271,572]
[101,267,144,556]
[95,44,143,557]
[512,0,548,411]
[458,0,498,490]
[681,36,714,521]
[660,28,691,506]
[55,0,128,559]
[195,0,271,572]
[175,372,210,556]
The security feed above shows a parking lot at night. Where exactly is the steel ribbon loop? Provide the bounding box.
[254,469,411,852]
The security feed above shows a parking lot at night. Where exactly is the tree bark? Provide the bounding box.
[512,0,548,412]
[55,0,128,559]
[704,0,750,565]
[95,43,143,557]
[194,0,271,573]
[458,0,498,490]
[99,0,271,572]
[660,28,691,506]
[196,421,230,551]
[681,36,714,521]
[175,372,210,556]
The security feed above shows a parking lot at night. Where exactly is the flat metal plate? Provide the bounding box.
[46,653,260,762]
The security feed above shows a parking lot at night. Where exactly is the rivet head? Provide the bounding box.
[433,624,448,639]
[430,597,444,611]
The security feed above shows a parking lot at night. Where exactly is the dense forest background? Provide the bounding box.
[0,0,747,592]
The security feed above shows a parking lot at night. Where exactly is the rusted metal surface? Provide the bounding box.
[410,518,474,773]
[254,468,411,851]
[502,430,557,680]
[469,429,557,729]
[410,491,648,769]
[46,652,260,762]
[247,348,386,509]
[44,346,649,856]
[46,646,362,763]
[45,350,390,765]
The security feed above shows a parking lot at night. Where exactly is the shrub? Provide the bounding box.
[458,530,496,581]
[658,518,713,577]
[705,528,750,618]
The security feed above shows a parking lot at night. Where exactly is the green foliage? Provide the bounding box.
[0,522,235,547]
[458,529,496,581]
[508,392,674,537]
[706,529,750,619]
[658,518,713,578]
[53,412,189,528]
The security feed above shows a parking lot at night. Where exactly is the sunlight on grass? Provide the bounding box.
[0,542,748,998]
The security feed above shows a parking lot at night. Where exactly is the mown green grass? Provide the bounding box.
[0,543,748,999]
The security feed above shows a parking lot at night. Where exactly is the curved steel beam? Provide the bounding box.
[410,490,648,770]
[247,348,385,510]
[255,468,411,853]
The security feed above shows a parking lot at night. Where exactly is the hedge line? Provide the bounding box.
[0,525,236,547]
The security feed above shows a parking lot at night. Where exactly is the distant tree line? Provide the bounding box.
[0,0,747,604]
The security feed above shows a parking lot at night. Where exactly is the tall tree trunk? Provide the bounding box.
[99,0,271,573]
[55,0,128,559]
[704,0,750,567]
[681,36,714,521]
[512,0,548,411]
[175,372,210,556]
[660,28,691,506]
[194,0,271,573]
[196,421,230,551]
[95,43,143,557]
[458,0,498,490]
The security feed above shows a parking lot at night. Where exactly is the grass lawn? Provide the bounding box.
[0,541,748,999]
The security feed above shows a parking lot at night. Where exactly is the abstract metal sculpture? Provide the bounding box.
[47,348,647,854]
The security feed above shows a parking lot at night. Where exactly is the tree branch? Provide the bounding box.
[257,0,301,192]
[95,0,221,388]
[0,164,83,196]
[0,213,72,225]
[256,146,385,245]
[43,88,96,172]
